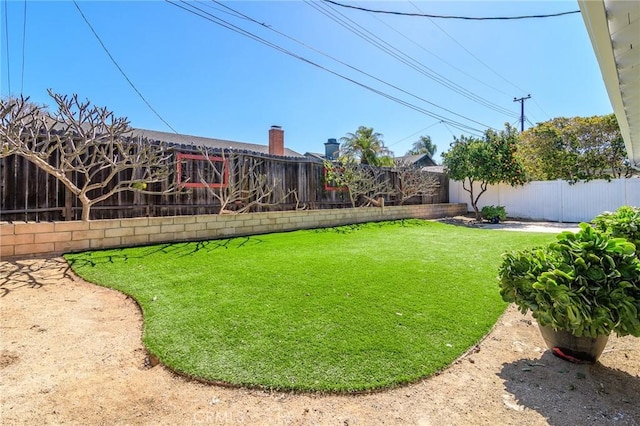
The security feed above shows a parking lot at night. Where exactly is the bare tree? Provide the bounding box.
[192,147,296,214]
[394,162,440,204]
[0,91,178,221]
[323,158,394,208]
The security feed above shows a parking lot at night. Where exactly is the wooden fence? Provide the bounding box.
[1,145,448,222]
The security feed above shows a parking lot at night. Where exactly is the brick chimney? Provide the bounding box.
[268,125,284,156]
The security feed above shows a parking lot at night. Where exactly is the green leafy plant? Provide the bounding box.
[481,205,507,223]
[498,223,640,338]
[592,206,640,251]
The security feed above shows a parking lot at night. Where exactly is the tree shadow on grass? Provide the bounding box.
[0,257,75,298]
[1,237,267,297]
[65,236,266,269]
[498,351,640,425]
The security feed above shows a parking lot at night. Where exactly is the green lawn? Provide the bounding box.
[66,220,554,392]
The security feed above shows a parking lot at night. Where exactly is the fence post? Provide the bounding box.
[63,184,73,221]
[559,180,564,223]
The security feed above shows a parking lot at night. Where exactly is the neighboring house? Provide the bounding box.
[131,126,305,158]
[304,138,340,162]
[305,141,440,169]
[394,153,437,168]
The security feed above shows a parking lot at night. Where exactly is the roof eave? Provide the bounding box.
[578,0,639,167]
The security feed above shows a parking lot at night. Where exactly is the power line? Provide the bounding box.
[72,0,178,133]
[388,120,441,147]
[20,0,26,93]
[195,0,252,21]
[307,0,518,119]
[211,0,496,129]
[3,0,10,93]
[322,0,580,21]
[363,2,513,99]
[442,122,457,139]
[408,1,527,96]
[309,0,516,118]
[531,97,551,121]
[166,0,488,135]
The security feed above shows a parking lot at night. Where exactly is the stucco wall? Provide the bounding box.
[0,203,467,258]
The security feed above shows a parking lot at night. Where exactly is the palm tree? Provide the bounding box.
[406,135,437,157]
[340,126,393,166]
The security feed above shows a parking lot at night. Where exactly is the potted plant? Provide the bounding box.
[498,223,640,363]
[481,205,507,224]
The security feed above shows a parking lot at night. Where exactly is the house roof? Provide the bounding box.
[579,0,640,168]
[131,128,305,158]
[422,165,445,173]
[394,153,437,166]
[303,152,326,162]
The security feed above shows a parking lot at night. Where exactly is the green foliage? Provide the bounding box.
[340,126,393,166]
[66,220,553,392]
[132,182,147,190]
[406,135,436,157]
[442,123,527,219]
[516,114,630,183]
[592,206,640,250]
[498,223,640,337]
[481,205,506,222]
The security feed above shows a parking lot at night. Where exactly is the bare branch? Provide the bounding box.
[1,91,181,220]
[394,162,440,205]
[195,147,296,214]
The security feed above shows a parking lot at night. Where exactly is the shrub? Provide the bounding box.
[592,206,640,250]
[480,205,506,223]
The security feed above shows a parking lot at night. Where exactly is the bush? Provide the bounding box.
[480,205,506,223]
[592,206,640,250]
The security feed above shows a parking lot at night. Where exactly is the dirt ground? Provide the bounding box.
[1,220,639,425]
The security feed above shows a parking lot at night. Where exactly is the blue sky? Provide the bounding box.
[1,1,613,162]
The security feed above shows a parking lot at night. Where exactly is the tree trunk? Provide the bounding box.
[81,205,91,221]
[464,179,482,221]
[470,194,481,220]
[80,195,92,221]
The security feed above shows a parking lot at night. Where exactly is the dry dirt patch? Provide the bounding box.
[1,256,639,425]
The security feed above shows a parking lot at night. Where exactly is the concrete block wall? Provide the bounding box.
[0,203,466,258]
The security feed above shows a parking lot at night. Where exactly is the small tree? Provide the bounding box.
[195,147,296,214]
[323,157,394,208]
[442,124,527,220]
[1,91,178,221]
[394,162,440,204]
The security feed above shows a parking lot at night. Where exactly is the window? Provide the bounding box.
[176,153,228,188]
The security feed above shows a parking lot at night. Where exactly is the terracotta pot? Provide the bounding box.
[539,325,609,363]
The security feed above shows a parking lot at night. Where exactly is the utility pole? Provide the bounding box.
[513,94,531,132]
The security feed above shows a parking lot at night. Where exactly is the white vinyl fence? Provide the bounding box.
[449,178,640,223]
